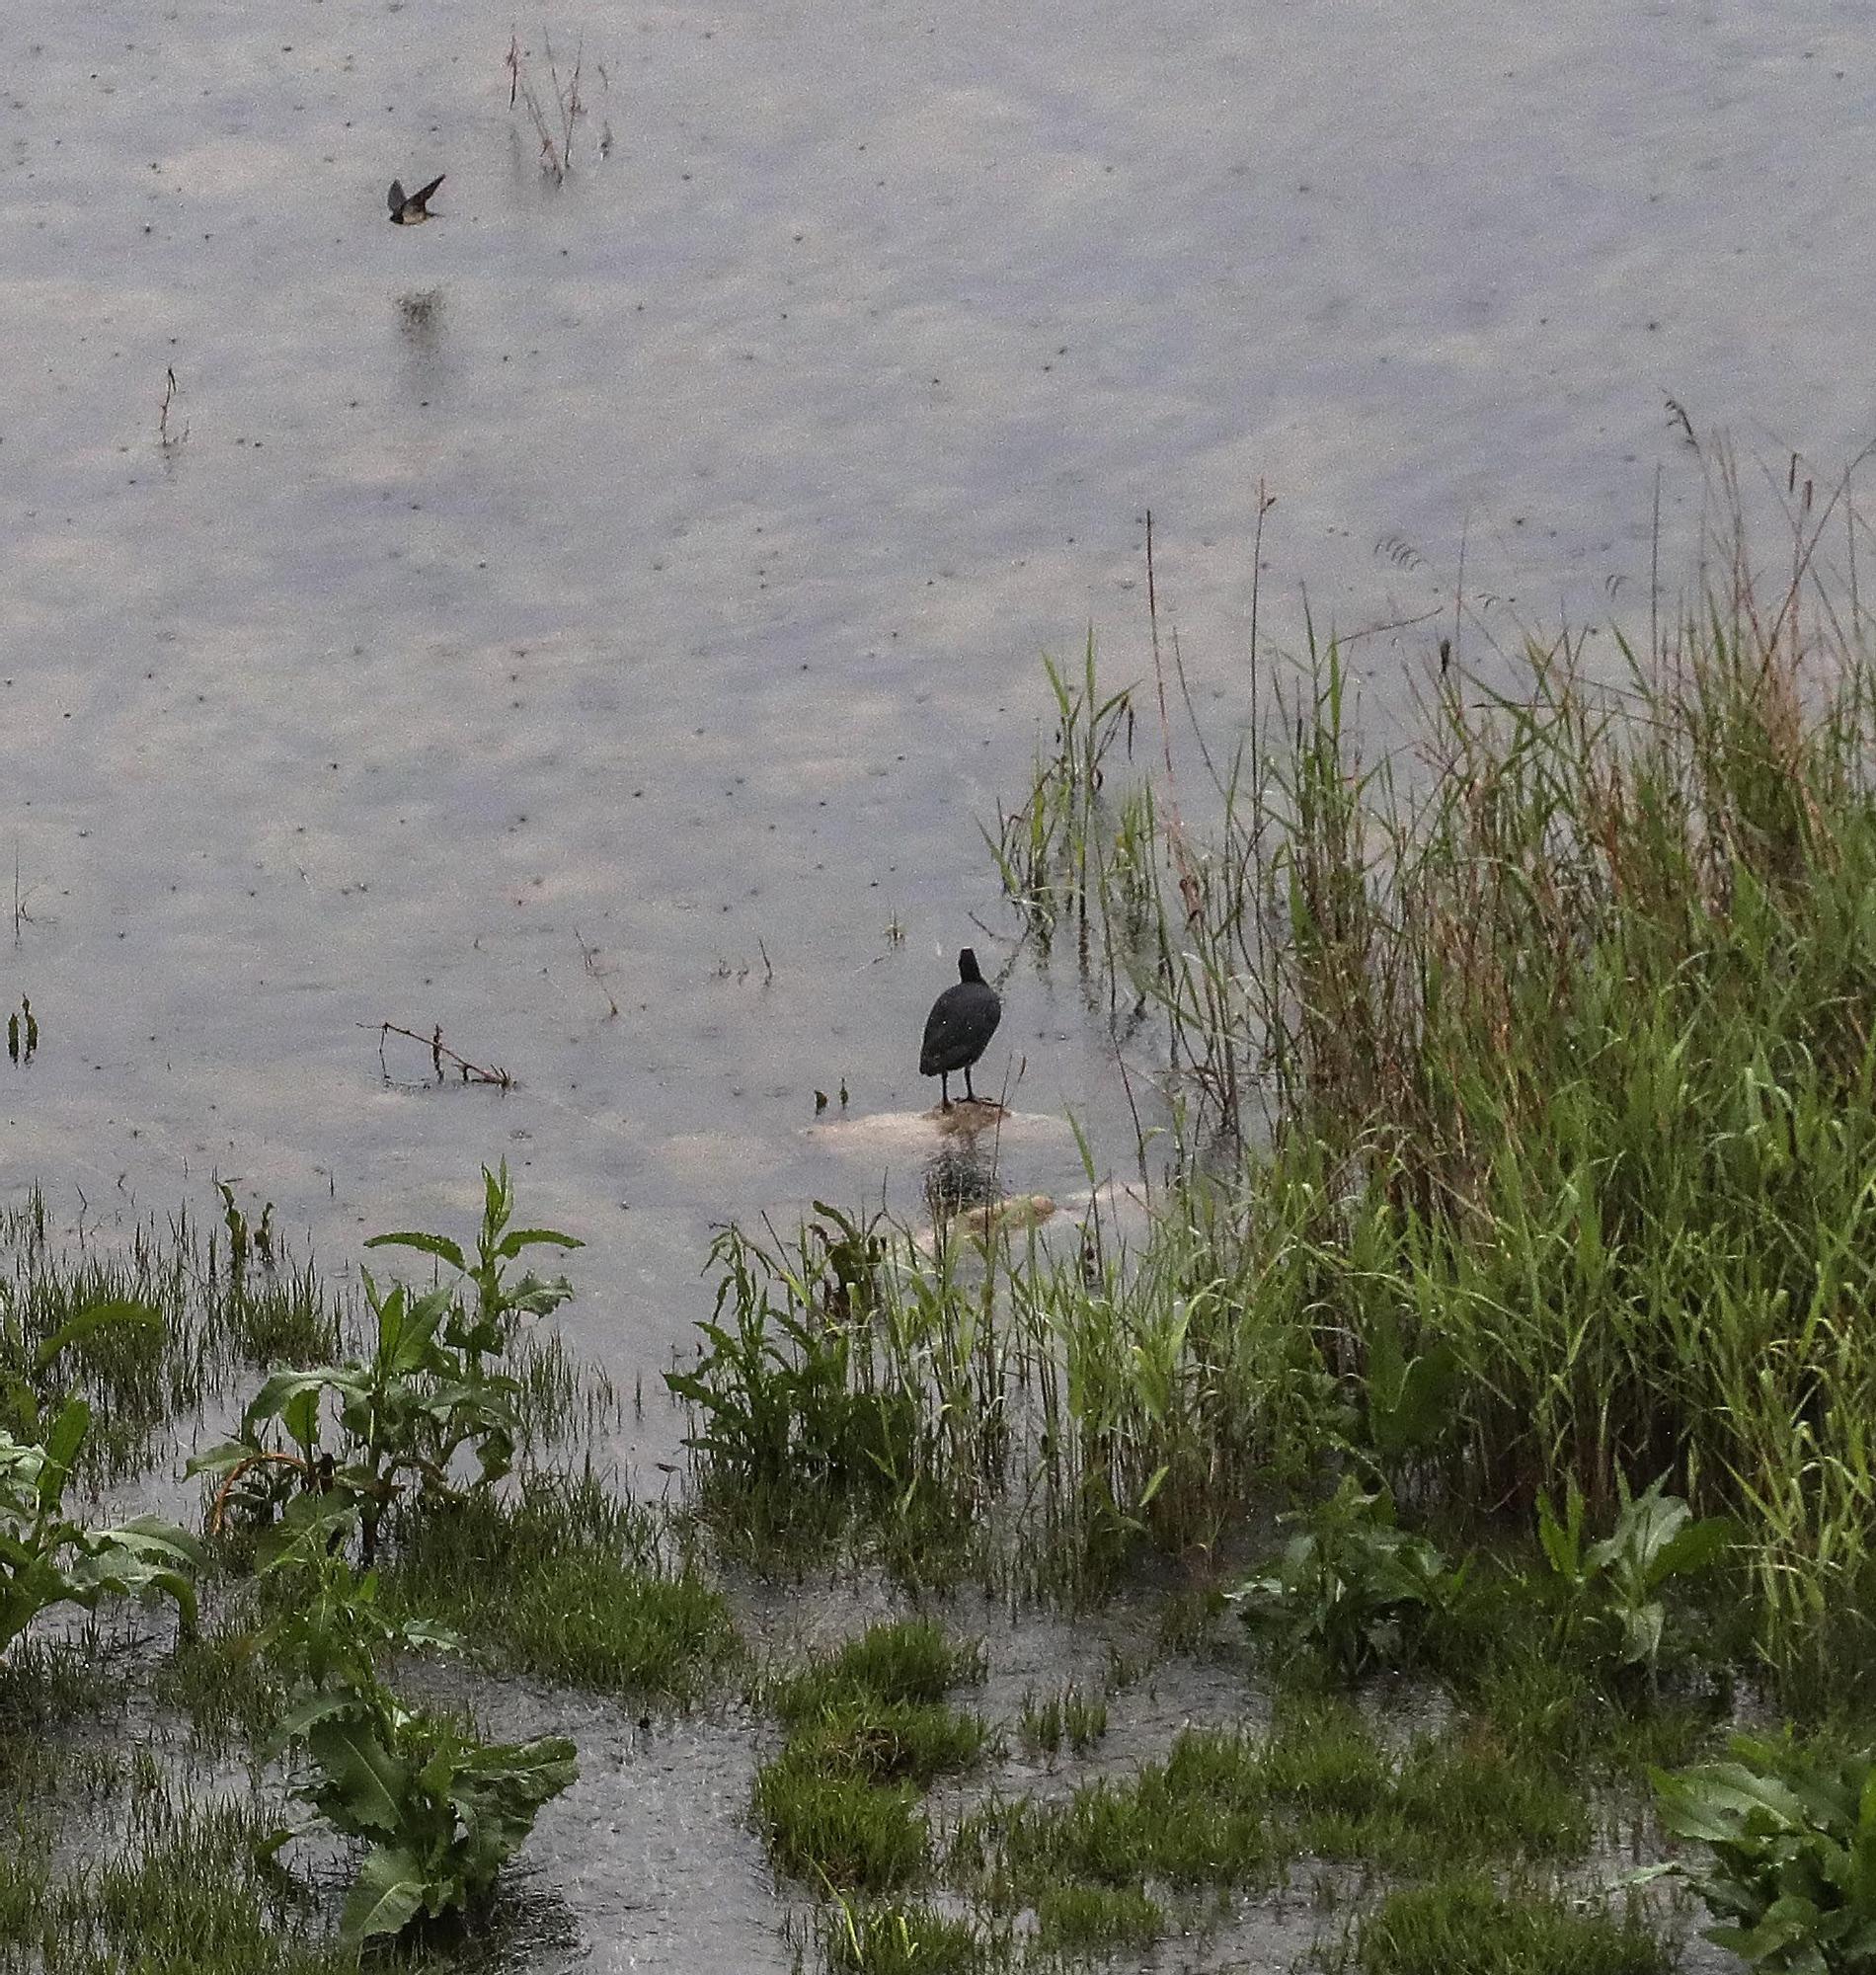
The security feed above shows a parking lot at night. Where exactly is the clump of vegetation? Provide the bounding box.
[819,1898,1007,1975]
[1536,1473,1734,1692]
[247,1480,577,1945]
[1229,1477,1460,1680]
[755,1620,987,1895]
[1,1385,199,1658]
[380,1469,737,1700]
[667,1208,997,1570]
[675,480,1876,1689]
[1033,1881,1164,1956]
[1654,1730,1876,1972]
[2,1781,359,1975]
[1018,1681,1108,1763]
[1337,1874,1671,1975]
[1,1166,608,1958]
[1,1190,339,1483]
[192,1162,581,1563]
[957,1697,1583,1925]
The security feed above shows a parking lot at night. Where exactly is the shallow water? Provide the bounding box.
[4,0,1861,1963]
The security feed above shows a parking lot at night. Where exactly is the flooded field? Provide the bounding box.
[6,0,1876,1969]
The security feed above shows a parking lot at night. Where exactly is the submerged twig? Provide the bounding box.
[369,1021,514,1089]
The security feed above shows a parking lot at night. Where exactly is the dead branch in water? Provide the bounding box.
[368,1021,513,1088]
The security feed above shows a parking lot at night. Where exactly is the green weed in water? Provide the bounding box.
[757,1620,987,1896]
[1018,1681,1108,1762]
[382,1469,738,1701]
[1032,1881,1164,1956]
[755,1757,931,1893]
[1339,1875,1670,1975]
[0,1391,199,1658]
[1654,1729,1876,1973]
[820,1898,1007,1974]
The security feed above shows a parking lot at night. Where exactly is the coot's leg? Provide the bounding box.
[940,1071,951,1109]
[963,1066,977,1103]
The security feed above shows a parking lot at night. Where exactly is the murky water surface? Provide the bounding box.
[6,1,1866,1963]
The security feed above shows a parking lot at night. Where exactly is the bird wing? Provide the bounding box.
[920,991,989,1072]
[919,1002,956,1073]
[387,180,406,214]
[412,173,445,206]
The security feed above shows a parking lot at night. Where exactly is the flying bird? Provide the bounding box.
[920,948,1001,1108]
[387,174,445,225]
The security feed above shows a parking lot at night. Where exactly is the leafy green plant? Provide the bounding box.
[1358,1304,1460,1483]
[193,1165,581,1563]
[364,1159,582,1375]
[667,1210,920,1513]
[257,1497,578,1946]
[194,1271,519,1563]
[1537,1473,1733,1688]
[1653,1733,1876,1973]
[1228,1476,1458,1680]
[1,1393,199,1655]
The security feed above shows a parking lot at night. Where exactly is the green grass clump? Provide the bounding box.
[1258,1698,1393,1823]
[1345,1875,1670,1975]
[1381,1735,1589,1865]
[962,1698,1593,1930]
[821,1900,1006,1974]
[1261,1701,1586,1872]
[0,1200,340,1485]
[150,1624,281,1754]
[1032,1881,1164,1954]
[0,1780,357,1975]
[771,1619,985,1724]
[757,1621,988,1896]
[756,1759,930,1892]
[1018,1682,1108,1762]
[964,1728,1272,1898]
[380,1469,738,1701]
[786,1699,989,1789]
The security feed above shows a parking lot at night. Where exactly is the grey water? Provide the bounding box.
[6,0,1867,1963]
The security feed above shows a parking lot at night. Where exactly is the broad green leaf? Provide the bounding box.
[363,1230,468,1273]
[339,1845,430,1945]
[34,1300,161,1372]
[269,1687,373,1758]
[184,1438,258,1479]
[244,1369,357,1439]
[305,1715,411,1836]
[280,1384,322,1454]
[94,1514,204,1569]
[38,1398,90,1511]
[1650,1515,1737,1585]
[495,1226,584,1259]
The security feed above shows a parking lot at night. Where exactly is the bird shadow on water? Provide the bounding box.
[396,287,445,353]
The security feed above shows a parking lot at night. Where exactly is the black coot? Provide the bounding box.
[920,948,1001,1107]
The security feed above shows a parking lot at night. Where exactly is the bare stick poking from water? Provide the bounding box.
[12,842,42,945]
[157,366,187,450]
[368,1020,513,1088]
[573,926,620,1018]
[508,30,586,184]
